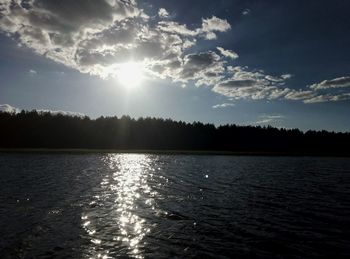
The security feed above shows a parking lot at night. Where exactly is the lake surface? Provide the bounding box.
[0,154,349,258]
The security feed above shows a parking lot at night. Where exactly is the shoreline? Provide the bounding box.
[0,148,349,157]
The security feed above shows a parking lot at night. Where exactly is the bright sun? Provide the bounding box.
[117,62,144,88]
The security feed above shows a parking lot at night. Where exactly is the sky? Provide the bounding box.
[0,0,350,131]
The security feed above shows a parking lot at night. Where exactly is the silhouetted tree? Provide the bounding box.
[0,110,349,155]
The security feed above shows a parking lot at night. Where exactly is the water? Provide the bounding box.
[0,154,349,258]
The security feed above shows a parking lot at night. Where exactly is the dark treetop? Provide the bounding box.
[1,111,349,155]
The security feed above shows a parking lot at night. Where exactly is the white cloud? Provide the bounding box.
[201,16,231,33]
[1,1,349,104]
[212,66,292,100]
[0,0,145,77]
[303,93,350,103]
[0,0,235,85]
[29,69,37,75]
[0,104,85,117]
[216,47,239,59]
[36,109,85,117]
[158,8,169,18]
[284,90,315,101]
[0,104,20,113]
[157,15,231,40]
[148,50,226,87]
[256,114,284,124]
[212,103,235,109]
[309,76,350,90]
[212,67,350,104]
[199,16,231,40]
[283,88,350,103]
[299,76,350,103]
[157,21,198,36]
[242,9,251,15]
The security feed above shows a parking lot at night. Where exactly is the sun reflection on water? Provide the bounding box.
[81,154,156,258]
[113,154,152,257]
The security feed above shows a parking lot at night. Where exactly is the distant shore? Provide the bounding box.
[2,112,350,157]
[1,148,349,157]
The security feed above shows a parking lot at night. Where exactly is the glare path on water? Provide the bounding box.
[81,154,159,258]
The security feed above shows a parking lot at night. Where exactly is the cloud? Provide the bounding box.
[303,93,350,103]
[284,88,350,103]
[29,69,37,75]
[0,104,84,117]
[179,51,222,81]
[212,103,235,109]
[36,109,85,117]
[157,15,231,40]
[0,104,20,113]
[212,66,350,103]
[216,47,238,59]
[284,90,315,101]
[148,50,226,87]
[1,1,349,104]
[212,66,292,100]
[201,16,231,33]
[242,9,251,16]
[157,21,198,36]
[158,8,169,18]
[0,0,144,75]
[0,0,234,84]
[200,16,231,40]
[256,114,284,125]
[295,76,350,103]
[309,76,350,90]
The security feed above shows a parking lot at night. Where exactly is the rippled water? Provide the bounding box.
[0,154,350,258]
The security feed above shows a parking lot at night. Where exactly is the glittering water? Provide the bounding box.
[0,154,350,258]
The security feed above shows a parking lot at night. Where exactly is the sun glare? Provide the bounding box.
[117,62,144,88]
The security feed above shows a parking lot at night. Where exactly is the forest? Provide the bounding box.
[0,110,349,155]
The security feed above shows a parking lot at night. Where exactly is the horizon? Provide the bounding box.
[2,106,350,134]
[1,0,350,132]
[2,109,349,156]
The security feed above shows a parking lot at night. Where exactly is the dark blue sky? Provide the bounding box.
[0,0,350,131]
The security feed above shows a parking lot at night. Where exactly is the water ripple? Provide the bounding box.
[0,154,350,258]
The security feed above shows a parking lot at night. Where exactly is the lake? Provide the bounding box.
[0,154,349,258]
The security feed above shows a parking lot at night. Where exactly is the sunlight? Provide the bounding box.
[81,154,157,258]
[117,62,144,88]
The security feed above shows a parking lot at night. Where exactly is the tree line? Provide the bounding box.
[0,110,349,155]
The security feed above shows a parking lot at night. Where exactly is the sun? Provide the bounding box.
[117,62,144,88]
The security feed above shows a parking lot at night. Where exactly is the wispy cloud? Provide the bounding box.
[309,76,350,90]
[256,114,284,125]
[29,69,37,75]
[212,103,235,109]
[242,9,251,16]
[212,66,292,100]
